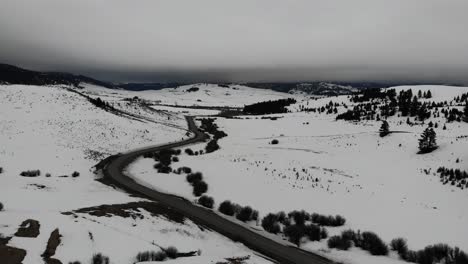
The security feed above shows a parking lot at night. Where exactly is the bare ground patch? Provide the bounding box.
[14,219,40,238]
[62,201,186,224]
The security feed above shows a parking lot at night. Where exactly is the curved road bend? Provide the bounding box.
[102,116,334,264]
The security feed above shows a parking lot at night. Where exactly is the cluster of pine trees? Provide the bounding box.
[243,98,296,115]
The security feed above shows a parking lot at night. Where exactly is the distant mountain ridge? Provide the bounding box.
[2,63,461,95]
[0,63,115,88]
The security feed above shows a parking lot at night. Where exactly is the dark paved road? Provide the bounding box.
[102,116,334,264]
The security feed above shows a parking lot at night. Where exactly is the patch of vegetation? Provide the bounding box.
[71,171,80,177]
[310,213,346,227]
[199,118,227,153]
[92,253,109,264]
[436,167,468,190]
[243,98,296,115]
[271,139,279,145]
[136,250,166,262]
[328,235,352,250]
[198,195,214,209]
[261,213,281,234]
[218,200,236,216]
[418,127,437,154]
[20,170,41,177]
[0,202,3,211]
[379,120,390,137]
[327,229,388,256]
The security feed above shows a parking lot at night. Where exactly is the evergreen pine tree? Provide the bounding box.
[418,90,422,98]
[418,127,437,153]
[425,90,432,98]
[379,120,390,137]
[464,102,468,122]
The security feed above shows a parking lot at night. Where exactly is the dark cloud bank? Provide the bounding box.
[1,0,467,83]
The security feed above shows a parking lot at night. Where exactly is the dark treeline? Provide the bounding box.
[243,98,296,115]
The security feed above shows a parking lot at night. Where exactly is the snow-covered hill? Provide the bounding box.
[0,84,272,264]
[127,85,468,264]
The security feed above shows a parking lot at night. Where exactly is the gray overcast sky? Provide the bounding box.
[1,0,468,83]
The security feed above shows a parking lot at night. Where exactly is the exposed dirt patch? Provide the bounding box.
[217,255,251,264]
[14,219,40,238]
[0,245,27,264]
[62,201,186,224]
[42,228,61,261]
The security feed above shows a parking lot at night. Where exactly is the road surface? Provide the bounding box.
[101,116,334,264]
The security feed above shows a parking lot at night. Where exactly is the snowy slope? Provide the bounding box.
[0,84,272,264]
[127,85,468,264]
[82,83,299,108]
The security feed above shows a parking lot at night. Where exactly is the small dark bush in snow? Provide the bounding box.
[236,206,254,222]
[185,148,194,155]
[283,224,305,246]
[135,250,167,262]
[68,261,81,264]
[390,237,408,258]
[0,167,3,174]
[0,202,3,211]
[311,213,346,226]
[328,235,352,250]
[304,224,327,241]
[45,173,51,177]
[198,195,214,208]
[172,156,179,162]
[186,172,203,184]
[271,139,279,144]
[92,253,109,264]
[165,246,178,259]
[288,210,310,226]
[192,180,208,196]
[72,171,80,177]
[360,231,389,256]
[218,200,236,216]
[262,213,281,234]
[20,170,41,177]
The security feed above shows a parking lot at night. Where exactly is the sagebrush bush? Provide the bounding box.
[390,237,408,258]
[72,171,80,177]
[185,148,194,155]
[288,210,310,226]
[360,231,389,256]
[271,139,279,144]
[311,213,346,226]
[186,172,203,184]
[261,213,281,234]
[20,170,41,177]
[284,224,306,246]
[68,262,81,264]
[218,200,235,216]
[328,235,352,250]
[198,195,214,208]
[192,180,208,196]
[0,202,4,211]
[304,224,327,241]
[135,250,167,262]
[236,206,254,222]
[92,253,109,264]
[165,246,178,259]
[0,167,3,174]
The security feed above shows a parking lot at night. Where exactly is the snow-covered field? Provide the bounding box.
[82,83,298,108]
[127,85,468,264]
[0,84,272,264]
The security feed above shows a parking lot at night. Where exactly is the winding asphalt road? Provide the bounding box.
[101,116,334,264]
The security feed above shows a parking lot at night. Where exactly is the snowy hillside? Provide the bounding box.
[0,84,272,264]
[82,83,299,108]
[127,85,468,264]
